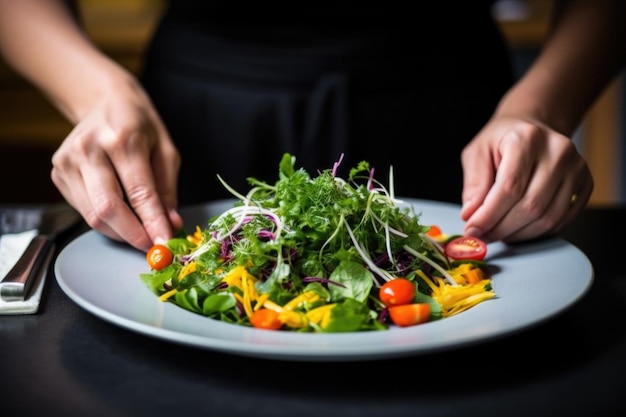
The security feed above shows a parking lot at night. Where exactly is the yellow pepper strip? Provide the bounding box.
[243,270,258,299]
[282,291,320,311]
[159,260,198,302]
[447,263,487,285]
[187,225,204,245]
[436,282,495,317]
[241,269,259,318]
[159,288,178,301]
[278,310,309,328]
[178,260,197,280]
[241,282,253,317]
[306,304,335,325]
[262,299,284,313]
[416,270,438,292]
[258,299,309,328]
[223,265,246,288]
[446,291,496,316]
[416,269,495,317]
[234,292,245,306]
[448,263,473,285]
[254,294,270,311]
[320,308,335,329]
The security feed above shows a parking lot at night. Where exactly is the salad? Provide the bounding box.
[140,153,496,332]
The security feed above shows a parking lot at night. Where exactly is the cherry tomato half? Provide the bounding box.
[379,278,415,308]
[444,236,487,261]
[146,244,174,271]
[388,303,431,327]
[250,308,283,330]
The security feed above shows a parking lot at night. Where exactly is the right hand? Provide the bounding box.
[459,114,593,244]
[51,76,183,252]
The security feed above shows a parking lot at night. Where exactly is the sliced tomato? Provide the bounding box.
[146,244,174,270]
[444,236,487,261]
[379,278,415,307]
[388,303,431,327]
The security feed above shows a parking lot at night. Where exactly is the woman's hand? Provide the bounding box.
[459,115,593,243]
[0,0,183,252]
[51,75,184,252]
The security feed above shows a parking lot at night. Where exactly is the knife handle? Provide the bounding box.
[0,235,54,301]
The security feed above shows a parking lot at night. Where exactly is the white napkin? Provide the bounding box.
[0,229,44,315]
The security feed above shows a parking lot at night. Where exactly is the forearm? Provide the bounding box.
[0,0,133,124]
[495,0,626,136]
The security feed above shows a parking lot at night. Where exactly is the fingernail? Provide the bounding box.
[460,200,473,219]
[154,236,167,245]
[168,208,184,226]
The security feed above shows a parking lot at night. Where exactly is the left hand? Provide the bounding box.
[459,115,593,243]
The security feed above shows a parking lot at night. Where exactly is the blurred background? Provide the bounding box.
[0,0,623,205]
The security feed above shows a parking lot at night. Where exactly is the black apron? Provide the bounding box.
[140,1,514,205]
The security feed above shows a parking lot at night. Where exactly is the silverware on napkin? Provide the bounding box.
[0,204,81,301]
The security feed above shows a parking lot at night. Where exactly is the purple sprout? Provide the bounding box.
[257,229,275,240]
[378,308,389,324]
[235,301,246,317]
[331,153,345,177]
[302,276,347,288]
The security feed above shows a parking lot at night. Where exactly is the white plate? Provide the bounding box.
[55,198,594,361]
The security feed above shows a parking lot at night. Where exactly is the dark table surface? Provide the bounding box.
[1,206,625,417]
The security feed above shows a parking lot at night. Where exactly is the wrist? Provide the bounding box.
[56,57,137,124]
[494,82,579,137]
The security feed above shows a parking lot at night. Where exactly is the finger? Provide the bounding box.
[51,140,124,242]
[556,176,593,229]
[502,164,593,242]
[80,145,154,250]
[463,131,535,239]
[107,130,176,248]
[477,149,560,242]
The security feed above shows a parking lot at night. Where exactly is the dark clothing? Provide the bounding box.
[140,1,514,205]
